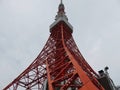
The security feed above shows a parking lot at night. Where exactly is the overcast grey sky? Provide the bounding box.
[0,0,120,89]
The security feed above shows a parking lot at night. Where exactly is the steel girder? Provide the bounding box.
[4,21,104,90]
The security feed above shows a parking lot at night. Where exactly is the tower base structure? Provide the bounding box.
[43,67,117,90]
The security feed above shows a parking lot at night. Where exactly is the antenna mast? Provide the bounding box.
[61,0,63,4]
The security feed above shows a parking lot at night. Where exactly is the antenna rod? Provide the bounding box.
[61,0,63,4]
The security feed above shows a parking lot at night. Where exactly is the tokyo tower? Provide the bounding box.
[4,1,106,90]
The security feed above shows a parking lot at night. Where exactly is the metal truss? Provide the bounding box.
[4,21,104,90]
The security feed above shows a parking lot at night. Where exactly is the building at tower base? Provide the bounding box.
[97,67,117,90]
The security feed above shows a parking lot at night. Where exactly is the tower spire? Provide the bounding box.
[55,0,68,21]
[61,0,63,4]
[50,0,73,31]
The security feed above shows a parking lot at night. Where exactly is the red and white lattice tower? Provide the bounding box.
[4,1,105,90]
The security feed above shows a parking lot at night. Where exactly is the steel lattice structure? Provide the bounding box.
[4,1,105,90]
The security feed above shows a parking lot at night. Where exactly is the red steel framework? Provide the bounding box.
[4,1,105,90]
